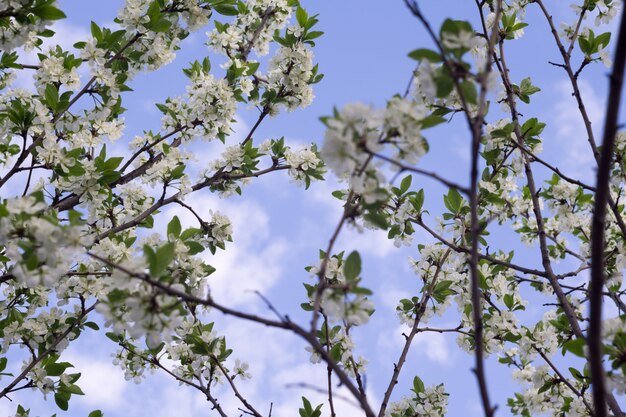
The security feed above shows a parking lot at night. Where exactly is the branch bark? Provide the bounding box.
[589,7,626,417]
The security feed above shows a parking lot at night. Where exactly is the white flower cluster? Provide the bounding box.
[160,72,237,141]
[0,1,56,51]
[309,255,345,282]
[400,245,466,326]
[590,0,622,26]
[305,327,368,377]
[388,199,419,247]
[322,103,380,177]
[284,144,325,187]
[96,257,186,348]
[266,41,316,111]
[0,195,92,288]
[117,0,208,72]
[321,293,374,326]
[112,345,156,384]
[384,97,429,164]
[208,0,291,57]
[34,48,81,92]
[208,210,233,247]
[510,364,591,417]
[386,383,448,417]
[321,103,390,207]
[442,29,482,50]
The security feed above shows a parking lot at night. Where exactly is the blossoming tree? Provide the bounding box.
[0,0,625,416]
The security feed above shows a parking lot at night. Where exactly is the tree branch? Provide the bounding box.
[589,7,626,417]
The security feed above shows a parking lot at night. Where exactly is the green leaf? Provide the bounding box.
[54,393,69,411]
[411,189,425,212]
[88,411,104,417]
[185,241,205,255]
[569,367,584,382]
[596,32,611,49]
[32,5,67,20]
[343,251,361,281]
[150,242,176,276]
[537,381,553,394]
[299,397,323,417]
[329,343,342,361]
[563,338,586,358]
[105,332,122,342]
[443,188,463,213]
[214,4,239,15]
[408,48,441,62]
[364,211,388,229]
[104,157,123,171]
[435,73,454,98]
[460,80,477,105]
[420,114,445,128]
[46,362,73,377]
[146,1,161,22]
[149,18,172,33]
[167,216,182,239]
[400,175,412,194]
[412,375,425,394]
[439,19,473,38]
[296,6,308,27]
[306,31,324,40]
[62,384,85,395]
[578,36,591,55]
[90,22,102,41]
[432,280,455,303]
[83,322,99,331]
[180,227,202,241]
[44,84,59,111]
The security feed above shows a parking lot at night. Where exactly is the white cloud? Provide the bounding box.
[412,331,452,366]
[219,321,296,378]
[163,192,286,308]
[269,361,378,417]
[0,401,16,416]
[553,79,602,182]
[143,383,207,417]
[377,284,412,312]
[378,324,453,368]
[338,227,397,259]
[307,176,344,217]
[64,355,128,409]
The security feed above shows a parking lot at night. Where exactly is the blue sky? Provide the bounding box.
[2,1,624,416]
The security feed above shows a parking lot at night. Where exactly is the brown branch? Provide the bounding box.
[467,3,502,415]
[589,7,626,417]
